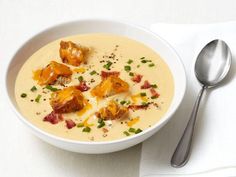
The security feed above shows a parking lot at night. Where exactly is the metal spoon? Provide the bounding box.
[171,39,232,168]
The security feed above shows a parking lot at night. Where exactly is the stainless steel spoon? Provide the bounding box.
[171,39,232,168]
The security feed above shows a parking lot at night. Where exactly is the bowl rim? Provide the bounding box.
[5,18,186,145]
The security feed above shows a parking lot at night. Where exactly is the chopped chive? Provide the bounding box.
[151,84,157,88]
[21,93,27,98]
[141,102,149,106]
[45,85,59,92]
[78,76,84,82]
[90,70,97,75]
[124,65,131,72]
[129,72,134,76]
[151,96,158,99]
[135,128,143,134]
[126,100,131,105]
[127,59,133,64]
[123,131,130,136]
[103,61,112,70]
[137,65,140,68]
[30,86,37,92]
[82,126,91,133]
[77,123,84,128]
[128,128,136,133]
[140,57,145,60]
[120,100,126,105]
[149,63,155,67]
[35,94,42,103]
[141,60,148,63]
[97,121,105,128]
[140,92,146,97]
[98,118,104,124]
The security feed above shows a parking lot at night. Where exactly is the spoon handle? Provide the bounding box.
[171,85,206,167]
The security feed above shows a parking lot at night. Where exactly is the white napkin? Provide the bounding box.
[140,22,236,177]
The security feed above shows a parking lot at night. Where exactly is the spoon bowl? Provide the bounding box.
[171,39,232,167]
[195,39,232,87]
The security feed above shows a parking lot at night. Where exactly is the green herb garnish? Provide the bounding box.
[127,59,133,64]
[98,118,104,124]
[120,100,126,105]
[90,70,97,75]
[135,128,142,134]
[129,72,134,76]
[45,85,59,92]
[124,65,131,72]
[97,121,105,128]
[148,63,155,67]
[30,86,37,92]
[151,96,158,99]
[126,100,131,105]
[141,60,148,63]
[123,131,130,136]
[141,102,149,106]
[82,126,91,133]
[35,94,42,103]
[151,84,157,88]
[140,57,145,60]
[137,65,140,68]
[78,76,84,82]
[77,123,84,128]
[21,93,27,98]
[97,118,105,128]
[128,128,136,133]
[140,92,146,97]
[103,61,112,70]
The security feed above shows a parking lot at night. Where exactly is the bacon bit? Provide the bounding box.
[43,111,63,124]
[101,71,120,79]
[150,88,160,98]
[132,74,143,83]
[65,119,76,129]
[141,80,151,89]
[76,81,90,92]
[127,117,140,127]
[102,128,109,133]
[128,104,150,111]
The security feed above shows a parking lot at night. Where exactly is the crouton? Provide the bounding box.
[50,86,85,113]
[91,76,129,98]
[33,61,72,86]
[59,41,89,66]
[96,100,128,120]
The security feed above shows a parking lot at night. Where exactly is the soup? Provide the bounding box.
[15,34,174,142]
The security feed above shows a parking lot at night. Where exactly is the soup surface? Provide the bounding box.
[15,34,174,142]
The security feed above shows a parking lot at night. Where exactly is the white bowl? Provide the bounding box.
[5,19,186,154]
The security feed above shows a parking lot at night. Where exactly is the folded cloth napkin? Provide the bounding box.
[140,22,236,177]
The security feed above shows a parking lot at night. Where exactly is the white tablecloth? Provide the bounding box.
[140,22,236,177]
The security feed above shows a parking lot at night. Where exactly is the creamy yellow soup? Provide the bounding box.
[15,34,174,142]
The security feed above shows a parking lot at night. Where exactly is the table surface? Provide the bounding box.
[1,0,236,177]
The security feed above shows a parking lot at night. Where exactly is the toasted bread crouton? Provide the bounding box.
[33,61,72,86]
[96,100,128,120]
[60,41,89,66]
[91,76,129,98]
[50,86,85,113]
